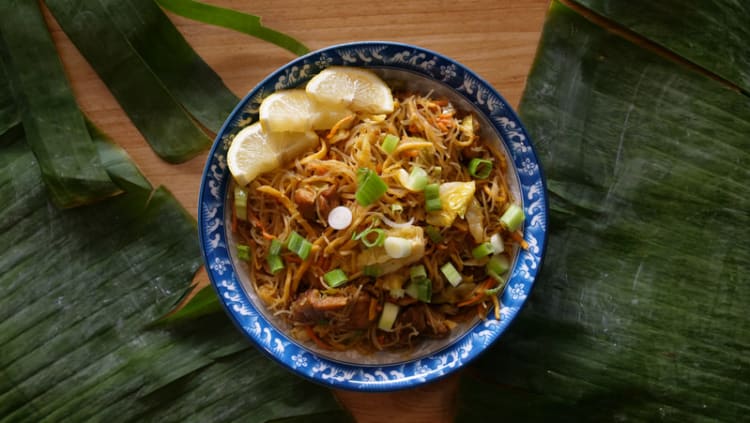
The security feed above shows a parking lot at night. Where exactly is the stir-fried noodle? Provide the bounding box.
[232,93,522,353]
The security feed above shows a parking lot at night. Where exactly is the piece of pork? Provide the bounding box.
[290,286,374,330]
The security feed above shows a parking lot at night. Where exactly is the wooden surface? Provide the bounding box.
[45,1,549,421]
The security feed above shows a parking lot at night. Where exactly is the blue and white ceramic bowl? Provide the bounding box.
[198,41,548,391]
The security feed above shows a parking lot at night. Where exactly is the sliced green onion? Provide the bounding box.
[355,228,386,248]
[236,244,250,261]
[487,255,510,282]
[384,236,412,259]
[405,278,432,302]
[467,158,493,179]
[490,233,505,254]
[440,262,463,287]
[267,254,284,274]
[364,265,382,277]
[425,226,444,243]
[500,204,525,232]
[268,239,283,255]
[380,133,399,154]
[472,242,495,259]
[391,204,404,214]
[323,268,349,288]
[286,231,312,260]
[424,183,442,211]
[410,264,427,282]
[378,302,400,331]
[234,186,248,221]
[356,168,388,206]
[266,239,285,273]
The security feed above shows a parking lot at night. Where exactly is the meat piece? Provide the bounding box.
[289,287,375,329]
[345,294,375,330]
[316,184,339,220]
[396,303,450,338]
[293,187,317,220]
[290,289,348,322]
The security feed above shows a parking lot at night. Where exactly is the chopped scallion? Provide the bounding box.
[236,244,250,261]
[407,167,429,191]
[380,133,399,154]
[355,228,386,248]
[406,278,432,302]
[410,264,427,282]
[487,255,510,282]
[378,302,400,331]
[440,262,462,287]
[471,242,495,259]
[424,183,442,211]
[490,233,505,254]
[391,204,404,214]
[355,168,388,206]
[467,158,493,179]
[384,236,412,259]
[267,254,284,274]
[323,268,348,288]
[286,231,312,260]
[268,239,283,255]
[500,204,525,232]
[234,186,248,221]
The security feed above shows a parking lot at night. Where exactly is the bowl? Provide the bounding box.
[198,41,548,391]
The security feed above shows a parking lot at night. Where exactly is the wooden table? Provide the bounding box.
[47,1,548,420]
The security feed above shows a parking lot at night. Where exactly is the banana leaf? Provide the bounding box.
[155,0,309,56]
[98,0,239,133]
[44,0,213,163]
[0,135,349,422]
[0,0,119,208]
[572,0,750,93]
[455,1,749,421]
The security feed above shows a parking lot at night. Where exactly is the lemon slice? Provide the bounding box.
[306,66,394,114]
[259,89,354,132]
[258,89,312,133]
[227,122,319,186]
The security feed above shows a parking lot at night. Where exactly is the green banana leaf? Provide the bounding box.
[44,0,214,163]
[97,0,240,133]
[0,0,119,208]
[573,0,750,93]
[455,1,749,421]
[155,0,309,56]
[0,135,350,422]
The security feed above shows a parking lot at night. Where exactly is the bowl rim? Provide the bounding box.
[198,40,549,392]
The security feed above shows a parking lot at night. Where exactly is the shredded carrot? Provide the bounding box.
[305,326,332,350]
[290,246,317,294]
[432,99,449,106]
[510,231,529,250]
[327,114,355,140]
[457,278,495,307]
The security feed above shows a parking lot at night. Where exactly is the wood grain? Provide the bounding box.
[44,0,548,420]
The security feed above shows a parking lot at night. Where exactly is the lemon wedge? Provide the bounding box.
[306,66,394,114]
[227,122,318,186]
[259,89,354,132]
[259,89,312,133]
